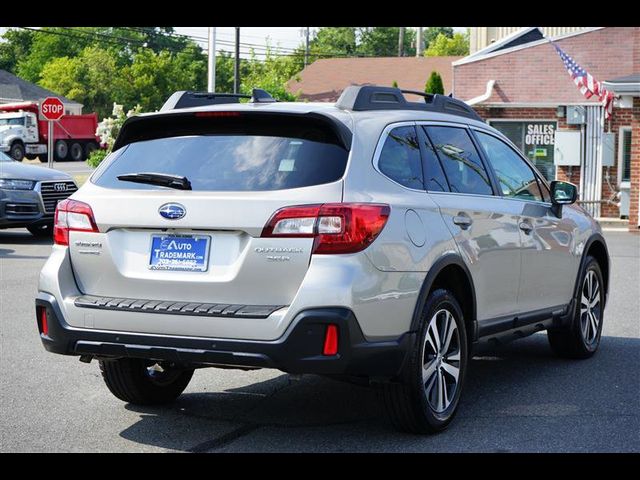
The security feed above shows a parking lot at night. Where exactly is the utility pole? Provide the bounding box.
[398,27,405,57]
[207,27,216,92]
[416,27,423,56]
[304,27,310,66]
[234,27,240,94]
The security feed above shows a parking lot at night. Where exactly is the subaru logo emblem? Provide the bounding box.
[158,203,186,220]
[53,183,67,192]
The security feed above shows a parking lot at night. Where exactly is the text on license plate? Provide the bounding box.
[149,235,210,272]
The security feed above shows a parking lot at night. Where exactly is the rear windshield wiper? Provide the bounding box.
[117,172,192,190]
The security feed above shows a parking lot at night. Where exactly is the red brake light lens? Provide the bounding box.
[261,203,390,254]
[53,199,99,246]
[323,324,339,356]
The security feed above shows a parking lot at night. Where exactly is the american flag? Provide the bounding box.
[552,42,615,119]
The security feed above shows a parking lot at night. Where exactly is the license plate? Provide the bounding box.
[149,235,210,272]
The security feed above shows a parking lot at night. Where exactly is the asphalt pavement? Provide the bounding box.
[23,158,95,178]
[0,229,638,452]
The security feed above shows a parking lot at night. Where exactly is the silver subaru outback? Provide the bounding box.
[36,86,610,433]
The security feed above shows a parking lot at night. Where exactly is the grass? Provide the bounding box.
[73,174,90,187]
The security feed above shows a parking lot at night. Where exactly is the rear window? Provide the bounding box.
[93,122,349,192]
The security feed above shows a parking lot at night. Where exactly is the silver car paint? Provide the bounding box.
[38,101,601,342]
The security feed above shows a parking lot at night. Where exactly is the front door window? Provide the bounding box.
[490,121,557,181]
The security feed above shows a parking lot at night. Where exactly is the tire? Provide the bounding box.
[69,142,84,161]
[10,142,25,161]
[99,358,194,405]
[54,140,68,161]
[85,141,98,158]
[27,223,53,238]
[548,256,604,359]
[25,154,37,160]
[379,288,468,433]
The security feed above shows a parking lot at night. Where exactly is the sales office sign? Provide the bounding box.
[525,123,555,146]
[525,122,555,159]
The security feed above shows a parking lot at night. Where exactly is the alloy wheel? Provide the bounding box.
[580,270,601,345]
[422,308,461,413]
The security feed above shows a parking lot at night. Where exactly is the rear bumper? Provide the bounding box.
[36,292,413,378]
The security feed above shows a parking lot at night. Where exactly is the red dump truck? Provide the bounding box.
[0,101,103,161]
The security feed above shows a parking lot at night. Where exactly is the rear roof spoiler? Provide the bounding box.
[112,110,353,151]
[161,88,276,111]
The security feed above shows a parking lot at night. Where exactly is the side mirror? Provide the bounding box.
[550,181,578,217]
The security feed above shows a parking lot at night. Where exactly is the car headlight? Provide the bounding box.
[0,179,35,190]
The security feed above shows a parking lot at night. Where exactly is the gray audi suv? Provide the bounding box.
[1,152,78,237]
[35,86,609,433]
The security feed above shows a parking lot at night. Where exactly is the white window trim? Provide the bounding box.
[618,126,632,189]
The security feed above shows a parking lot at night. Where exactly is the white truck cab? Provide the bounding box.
[0,111,42,160]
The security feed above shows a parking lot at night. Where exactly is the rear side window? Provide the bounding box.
[424,126,493,196]
[93,124,349,192]
[377,126,424,189]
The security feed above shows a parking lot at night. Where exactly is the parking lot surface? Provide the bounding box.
[0,229,638,452]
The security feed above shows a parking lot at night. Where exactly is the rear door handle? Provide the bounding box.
[453,215,473,229]
[519,221,533,234]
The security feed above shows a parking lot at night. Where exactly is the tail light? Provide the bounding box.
[53,199,99,246]
[261,203,390,254]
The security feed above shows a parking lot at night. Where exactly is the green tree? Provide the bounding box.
[425,71,444,95]
[241,48,303,101]
[16,27,94,82]
[423,27,454,49]
[119,47,207,113]
[357,27,415,56]
[39,46,123,118]
[309,27,357,57]
[14,27,193,83]
[425,32,469,56]
[392,80,399,88]
[0,29,35,73]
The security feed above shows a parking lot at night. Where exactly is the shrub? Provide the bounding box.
[425,71,444,95]
[87,148,109,168]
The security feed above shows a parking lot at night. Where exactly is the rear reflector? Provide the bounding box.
[54,199,99,246]
[261,203,390,254]
[323,324,339,356]
[37,306,48,336]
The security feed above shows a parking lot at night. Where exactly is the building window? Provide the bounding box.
[489,121,557,181]
[620,127,632,183]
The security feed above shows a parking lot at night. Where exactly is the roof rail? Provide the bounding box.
[335,85,483,122]
[161,88,276,111]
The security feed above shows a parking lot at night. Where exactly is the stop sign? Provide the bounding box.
[41,97,64,121]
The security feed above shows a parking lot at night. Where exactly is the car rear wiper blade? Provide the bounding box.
[117,172,192,190]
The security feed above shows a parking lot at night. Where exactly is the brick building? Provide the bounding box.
[287,56,460,102]
[454,27,639,230]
